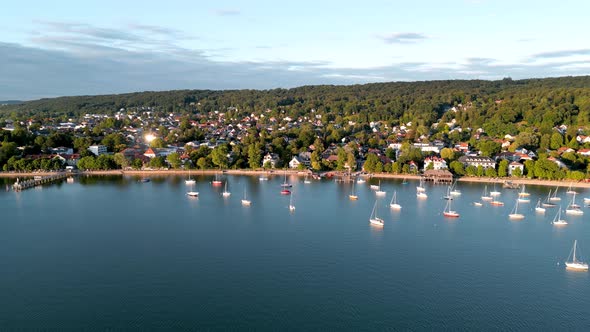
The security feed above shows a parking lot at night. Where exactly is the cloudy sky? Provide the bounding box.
[1,0,589,100]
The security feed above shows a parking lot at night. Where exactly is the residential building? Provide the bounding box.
[289,156,303,169]
[423,156,448,170]
[88,145,107,156]
[263,153,279,168]
[458,156,496,169]
[508,161,524,176]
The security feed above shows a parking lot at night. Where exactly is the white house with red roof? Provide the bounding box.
[423,156,448,170]
[577,149,590,157]
[143,148,157,158]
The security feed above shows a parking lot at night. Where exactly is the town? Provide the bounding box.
[1,78,590,182]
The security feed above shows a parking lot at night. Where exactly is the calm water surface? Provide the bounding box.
[0,175,589,330]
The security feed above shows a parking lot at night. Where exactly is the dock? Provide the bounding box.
[12,173,70,191]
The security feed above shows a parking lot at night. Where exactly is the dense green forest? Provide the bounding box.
[2,76,590,137]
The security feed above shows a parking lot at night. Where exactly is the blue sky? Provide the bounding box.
[1,0,589,100]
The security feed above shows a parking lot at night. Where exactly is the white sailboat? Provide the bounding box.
[549,186,561,201]
[289,193,296,212]
[552,207,568,226]
[185,169,196,185]
[416,178,425,192]
[473,201,483,207]
[535,199,545,214]
[357,177,366,184]
[222,181,231,197]
[481,185,493,201]
[304,174,311,184]
[542,190,558,208]
[443,199,460,218]
[566,192,583,215]
[508,199,525,220]
[375,180,386,196]
[490,183,501,196]
[390,191,401,210]
[566,182,577,195]
[416,191,428,199]
[349,182,359,201]
[281,171,292,188]
[565,240,588,270]
[450,180,461,196]
[241,187,251,206]
[518,185,530,197]
[369,200,384,226]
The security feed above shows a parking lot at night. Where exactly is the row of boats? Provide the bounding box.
[185,172,296,211]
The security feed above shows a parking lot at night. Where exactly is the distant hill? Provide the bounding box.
[1,76,590,137]
[0,100,23,105]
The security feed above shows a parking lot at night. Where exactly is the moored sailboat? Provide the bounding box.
[375,180,386,196]
[289,193,296,212]
[212,172,222,186]
[542,190,558,208]
[369,200,384,226]
[566,192,583,215]
[481,185,493,201]
[535,199,545,214]
[222,181,231,197]
[241,187,251,206]
[552,207,568,226]
[349,182,359,201]
[490,183,501,197]
[549,186,561,201]
[389,191,401,210]
[508,199,525,220]
[185,169,196,185]
[566,182,577,195]
[443,199,460,218]
[281,171,292,188]
[565,240,588,270]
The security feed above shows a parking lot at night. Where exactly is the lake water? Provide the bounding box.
[1,175,589,330]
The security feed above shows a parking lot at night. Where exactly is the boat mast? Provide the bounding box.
[574,240,577,263]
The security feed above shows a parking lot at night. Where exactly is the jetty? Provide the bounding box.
[11,173,70,191]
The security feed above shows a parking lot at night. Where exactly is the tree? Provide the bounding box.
[247,142,263,169]
[149,156,166,169]
[347,152,357,171]
[440,148,455,161]
[478,140,501,158]
[211,145,229,169]
[363,153,379,172]
[150,138,165,148]
[77,156,96,170]
[466,165,477,176]
[391,162,401,174]
[310,151,322,171]
[511,166,522,177]
[336,148,347,171]
[449,161,465,175]
[113,152,128,169]
[524,160,535,178]
[131,158,143,170]
[197,157,208,169]
[485,167,497,177]
[477,165,484,177]
[497,159,509,177]
[166,152,182,169]
[550,132,564,150]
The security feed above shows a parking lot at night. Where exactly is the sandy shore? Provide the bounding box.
[1,169,589,189]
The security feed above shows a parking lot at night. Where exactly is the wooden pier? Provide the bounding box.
[12,173,70,191]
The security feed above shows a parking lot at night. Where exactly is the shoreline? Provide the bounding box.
[1,170,590,189]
